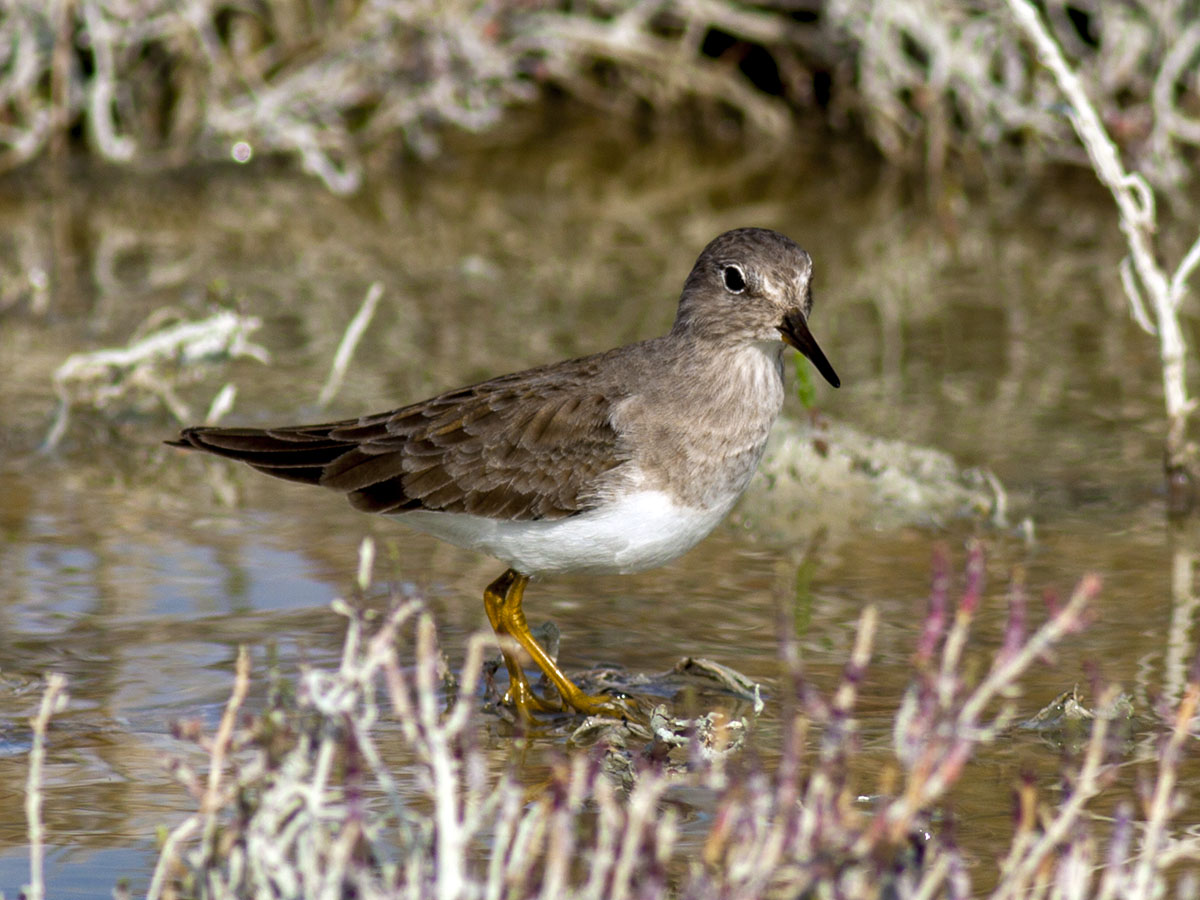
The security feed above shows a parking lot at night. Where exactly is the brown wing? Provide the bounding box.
[168,360,628,521]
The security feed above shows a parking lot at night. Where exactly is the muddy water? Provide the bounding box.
[1,118,1197,895]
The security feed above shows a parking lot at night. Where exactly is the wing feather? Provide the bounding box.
[170,355,629,521]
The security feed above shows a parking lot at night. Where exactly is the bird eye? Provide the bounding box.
[723,265,746,293]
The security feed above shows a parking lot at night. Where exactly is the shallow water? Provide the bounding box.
[1,117,1198,895]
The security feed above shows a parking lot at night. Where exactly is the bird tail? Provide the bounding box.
[168,425,354,486]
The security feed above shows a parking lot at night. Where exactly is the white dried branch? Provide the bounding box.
[204,382,237,425]
[23,674,69,900]
[1153,21,1200,146]
[80,0,136,161]
[523,11,791,134]
[1121,256,1158,336]
[317,281,383,409]
[42,310,269,450]
[1005,0,1200,473]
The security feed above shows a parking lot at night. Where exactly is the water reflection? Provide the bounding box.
[0,120,1193,895]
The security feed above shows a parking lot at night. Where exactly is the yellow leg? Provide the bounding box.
[483,570,559,716]
[483,569,627,719]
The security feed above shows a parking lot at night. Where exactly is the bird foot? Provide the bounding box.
[503,678,631,721]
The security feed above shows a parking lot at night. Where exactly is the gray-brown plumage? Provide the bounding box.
[171,359,627,520]
[172,228,837,526]
[170,227,839,719]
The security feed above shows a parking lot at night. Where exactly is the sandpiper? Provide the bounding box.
[171,227,839,719]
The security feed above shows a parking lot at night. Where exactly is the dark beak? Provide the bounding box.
[779,309,840,388]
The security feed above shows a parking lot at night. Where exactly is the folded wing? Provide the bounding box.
[170,362,628,521]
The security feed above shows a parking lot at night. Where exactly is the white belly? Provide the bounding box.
[393,489,736,575]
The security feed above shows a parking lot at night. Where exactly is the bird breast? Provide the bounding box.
[611,341,786,510]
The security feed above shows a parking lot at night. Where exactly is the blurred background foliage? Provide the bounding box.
[2,0,1197,194]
